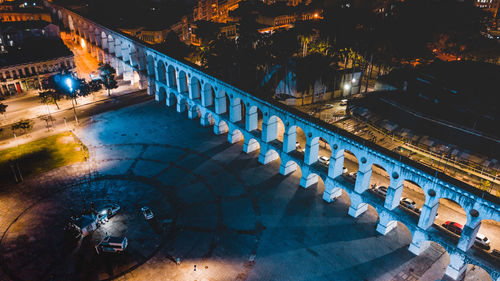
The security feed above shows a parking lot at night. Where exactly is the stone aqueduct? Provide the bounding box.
[46,2,500,280]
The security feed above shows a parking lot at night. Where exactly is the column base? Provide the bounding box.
[348,203,368,218]
[300,173,318,188]
[322,187,342,203]
[279,161,297,176]
[445,253,467,280]
[376,220,398,235]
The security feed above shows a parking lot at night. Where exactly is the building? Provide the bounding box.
[475,0,499,17]
[0,20,60,48]
[120,26,169,45]
[0,37,75,95]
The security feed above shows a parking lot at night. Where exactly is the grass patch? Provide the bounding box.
[0,132,88,185]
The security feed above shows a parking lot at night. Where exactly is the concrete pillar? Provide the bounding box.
[322,177,342,202]
[228,129,243,144]
[384,176,404,210]
[115,40,122,58]
[147,77,155,96]
[280,160,297,175]
[300,166,318,188]
[446,252,468,280]
[348,192,368,218]
[261,122,270,143]
[166,94,176,107]
[130,51,139,68]
[258,149,279,165]
[328,151,344,178]
[244,138,260,153]
[101,34,108,50]
[418,196,439,230]
[376,209,398,235]
[458,220,481,252]
[122,45,130,63]
[303,138,319,165]
[215,96,226,114]
[408,227,429,255]
[230,101,242,123]
[214,121,228,135]
[176,99,186,113]
[246,108,258,131]
[116,60,124,77]
[282,129,296,153]
[138,74,147,90]
[200,114,211,127]
[354,163,372,193]
[123,64,133,82]
[264,117,278,143]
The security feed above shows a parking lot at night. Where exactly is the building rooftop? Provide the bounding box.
[0,19,52,29]
[0,37,73,67]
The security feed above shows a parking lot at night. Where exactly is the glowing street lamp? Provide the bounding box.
[343,83,351,91]
[65,77,73,93]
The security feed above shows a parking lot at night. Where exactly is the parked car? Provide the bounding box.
[442,221,463,235]
[343,171,357,183]
[141,206,154,220]
[491,249,500,259]
[475,233,491,250]
[324,104,334,109]
[318,156,330,165]
[340,99,348,106]
[373,185,388,197]
[400,197,418,211]
[95,236,128,254]
[100,204,120,218]
[342,167,348,174]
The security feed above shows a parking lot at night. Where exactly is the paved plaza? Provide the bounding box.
[0,100,493,281]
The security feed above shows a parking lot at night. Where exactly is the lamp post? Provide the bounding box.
[65,77,79,126]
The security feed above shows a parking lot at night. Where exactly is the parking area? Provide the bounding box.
[0,100,495,280]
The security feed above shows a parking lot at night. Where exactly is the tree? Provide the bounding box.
[0,102,7,118]
[97,63,118,96]
[38,90,62,110]
[163,31,190,59]
[11,119,33,135]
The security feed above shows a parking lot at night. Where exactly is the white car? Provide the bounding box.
[342,167,348,174]
[318,156,329,165]
[141,206,154,220]
[400,197,418,211]
[98,204,120,222]
[340,99,348,106]
[373,186,388,197]
[475,233,490,250]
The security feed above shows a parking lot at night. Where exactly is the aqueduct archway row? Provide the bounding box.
[46,2,500,280]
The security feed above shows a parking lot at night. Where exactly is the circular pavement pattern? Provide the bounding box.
[0,143,263,281]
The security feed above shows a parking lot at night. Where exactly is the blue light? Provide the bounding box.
[65,77,73,92]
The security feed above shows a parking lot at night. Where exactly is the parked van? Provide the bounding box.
[95,236,128,254]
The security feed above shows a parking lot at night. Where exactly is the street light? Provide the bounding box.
[65,77,73,92]
[343,83,351,91]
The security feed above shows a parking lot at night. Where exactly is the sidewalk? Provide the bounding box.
[0,89,151,151]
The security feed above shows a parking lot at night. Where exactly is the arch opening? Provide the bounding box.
[288,125,306,161]
[368,163,390,201]
[157,61,166,83]
[231,98,246,124]
[215,120,229,135]
[399,179,426,220]
[203,83,216,108]
[190,77,201,100]
[436,198,467,246]
[178,71,188,95]
[476,219,498,252]
[266,115,285,143]
[157,87,167,104]
[167,65,177,89]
